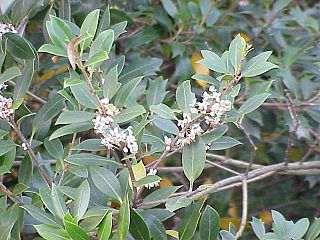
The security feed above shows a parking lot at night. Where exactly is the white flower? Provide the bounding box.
[92,99,120,134]
[0,23,17,37]
[144,169,160,189]
[164,136,172,151]
[21,143,28,150]
[0,94,14,119]
[0,84,7,91]
[101,126,139,154]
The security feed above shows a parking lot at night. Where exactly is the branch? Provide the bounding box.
[9,116,52,188]
[0,182,24,204]
[235,177,248,239]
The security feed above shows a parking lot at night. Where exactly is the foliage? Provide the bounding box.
[0,0,319,239]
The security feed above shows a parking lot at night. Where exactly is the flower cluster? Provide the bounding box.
[0,23,17,37]
[191,86,232,125]
[101,126,138,154]
[92,98,120,134]
[167,86,232,149]
[144,169,160,189]
[0,85,14,119]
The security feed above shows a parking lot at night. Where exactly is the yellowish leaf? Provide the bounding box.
[220,217,241,231]
[190,54,210,89]
[166,230,179,239]
[259,211,273,224]
[130,161,146,190]
[159,177,173,188]
[239,32,251,42]
[228,201,238,218]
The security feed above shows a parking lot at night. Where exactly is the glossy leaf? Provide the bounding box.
[176,80,195,113]
[65,153,117,166]
[117,196,130,240]
[129,209,150,240]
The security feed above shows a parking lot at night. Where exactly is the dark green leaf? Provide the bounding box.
[13,59,35,100]
[176,80,195,113]
[115,105,146,123]
[5,33,35,59]
[0,67,21,84]
[117,196,130,240]
[200,206,220,240]
[129,209,150,240]
[89,166,122,202]
[97,212,113,240]
[56,111,96,125]
[49,122,94,141]
[72,180,90,219]
[238,93,271,116]
[21,205,60,227]
[65,153,117,166]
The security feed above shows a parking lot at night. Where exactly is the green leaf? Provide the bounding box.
[228,34,246,70]
[5,33,35,59]
[114,105,146,123]
[13,59,35,100]
[143,186,182,209]
[72,180,90,219]
[242,51,278,77]
[73,139,107,151]
[119,58,162,83]
[80,9,100,51]
[176,80,195,113]
[182,137,206,185]
[220,230,236,240]
[70,83,99,109]
[33,94,65,131]
[0,140,16,156]
[39,188,56,216]
[251,217,265,240]
[51,184,67,219]
[150,104,177,120]
[103,64,121,99]
[0,67,21,84]
[209,136,242,150]
[21,205,60,227]
[129,209,150,240]
[56,111,96,124]
[18,154,33,185]
[290,218,309,240]
[199,50,227,73]
[49,122,93,141]
[191,74,219,86]
[89,166,122,202]
[97,212,113,240]
[117,196,130,240]
[179,200,205,240]
[238,93,271,116]
[134,175,162,187]
[38,44,67,57]
[144,215,167,240]
[165,196,192,212]
[50,16,74,44]
[146,77,168,106]
[153,117,179,135]
[306,218,320,240]
[85,51,109,68]
[89,29,114,58]
[64,220,89,240]
[44,138,64,161]
[161,0,178,18]
[202,125,229,144]
[97,6,110,34]
[114,76,143,107]
[242,62,278,78]
[65,153,117,166]
[34,224,69,240]
[200,206,220,240]
[1,146,16,172]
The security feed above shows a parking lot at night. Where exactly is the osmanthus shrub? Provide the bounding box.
[0,3,320,240]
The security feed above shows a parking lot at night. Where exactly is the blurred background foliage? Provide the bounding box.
[0,0,320,239]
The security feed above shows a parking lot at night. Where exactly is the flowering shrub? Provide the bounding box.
[0,0,320,240]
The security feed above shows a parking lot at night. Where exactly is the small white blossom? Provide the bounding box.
[145,169,160,189]
[164,136,172,151]
[0,94,14,119]
[0,84,7,91]
[92,98,120,133]
[0,23,17,37]
[21,143,28,150]
[101,126,138,154]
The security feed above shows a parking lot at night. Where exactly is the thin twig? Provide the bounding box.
[205,160,240,175]
[0,182,24,204]
[58,133,77,186]
[8,80,46,104]
[8,116,52,188]
[235,177,248,239]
